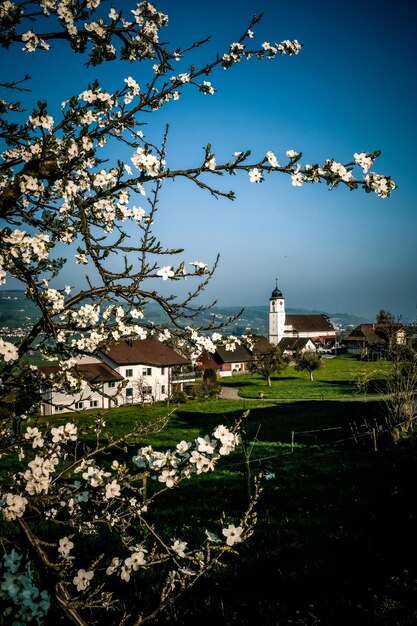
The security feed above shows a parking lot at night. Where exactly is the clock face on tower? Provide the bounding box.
[279,301,283,306]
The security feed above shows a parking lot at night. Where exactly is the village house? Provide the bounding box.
[99,338,190,403]
[343,322,407,358]
[39,338,190,414]
[198,342,254,377]
[278,337,317,355]
[39,359,124,416]
[197,335,276,378]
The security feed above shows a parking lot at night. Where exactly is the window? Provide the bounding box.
[161,385,165,395]
[161,367,165,376]
[126,388,133,397]
[90,400,98,408]
[54,406,64,412]
[142,367,152,376]
[75,401,83,409]
[108,381,116,388]
[125,369,133,378]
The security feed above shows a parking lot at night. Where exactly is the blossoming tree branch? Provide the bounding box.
[0,1,395,624]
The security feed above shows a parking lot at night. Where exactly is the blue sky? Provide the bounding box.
[2,0,417,320]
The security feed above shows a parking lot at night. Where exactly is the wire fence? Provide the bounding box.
[219,414,417,480]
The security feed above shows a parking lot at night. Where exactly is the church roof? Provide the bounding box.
[285,314,335,333]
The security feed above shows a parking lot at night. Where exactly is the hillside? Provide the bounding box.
[0,290,368,337]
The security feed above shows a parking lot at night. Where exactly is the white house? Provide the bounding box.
[39,359,124,416]
[39,339,190,414]
[99,338,190,404]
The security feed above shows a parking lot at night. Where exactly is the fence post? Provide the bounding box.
[240,435,252,502]
[291,431,295,452]
[372,427,378,452]
[349,422,358,445]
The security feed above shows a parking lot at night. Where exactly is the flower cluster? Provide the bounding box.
[199,81,215,95]
[243,149,396,197]
[2,230,50,264]
[0,550,50,624]
[222,42,246,69]
[1,493,28,521]
[0,339,19,363]
[261,39,302,58]
[22,454,59,495]
[131,146,162,176]
[364,172,397,198]
[75,459,111,487]
[44,288,66,314]
[106,547,147,582]
[133,424,240,486]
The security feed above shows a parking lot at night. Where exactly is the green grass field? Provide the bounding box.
[68,396,414,626]
[221,354,392,399]
[7,356,417,625]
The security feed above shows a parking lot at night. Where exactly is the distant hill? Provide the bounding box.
[195,305,370,336]
[0,290,370,336]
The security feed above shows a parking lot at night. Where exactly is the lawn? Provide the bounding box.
[221,354,392,400]
[142,399,417,626]
[71,397,415,626]
[8,360,417,625]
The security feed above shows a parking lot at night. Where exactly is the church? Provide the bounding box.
[268,281,336,352]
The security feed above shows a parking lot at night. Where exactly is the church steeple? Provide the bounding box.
[269,279,286,345]
[270,278,283,300]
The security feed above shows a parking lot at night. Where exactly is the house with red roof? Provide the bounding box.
[99,338,190,404]
[39,359,124,416]
[39,339,190,414]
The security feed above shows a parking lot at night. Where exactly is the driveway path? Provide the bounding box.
[220,386,241,400]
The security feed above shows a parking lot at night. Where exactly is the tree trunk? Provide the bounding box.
[267,376,271,387]
[310,371,314,381]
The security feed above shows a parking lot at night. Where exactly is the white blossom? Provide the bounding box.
[171,540,187,558]
[24,427,44,449]
[222,524,243,546]
[58,537,74,559]
[157,266,175,280]
[354,151,374,173]
[248,168,263,183]
[199,81,215,95]
[105,480,121,500]
[73,569,94,592]
[0,339,18,363]
[205,156,216,171]
[291,166,304,187]
[1,493,28,520]
[266,150,279,168]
